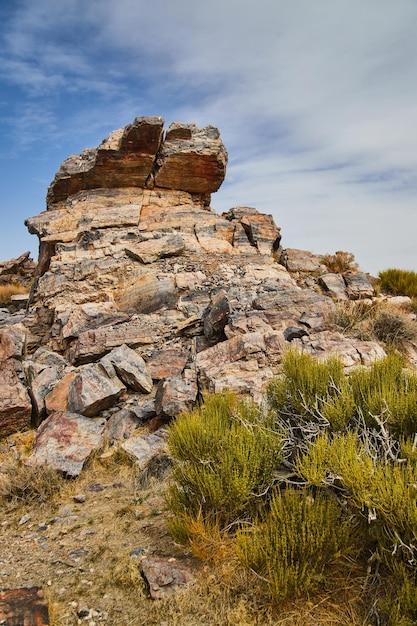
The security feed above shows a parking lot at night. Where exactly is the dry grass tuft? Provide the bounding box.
[0,282,29,304]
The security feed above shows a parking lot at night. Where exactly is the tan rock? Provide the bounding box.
[0,359,32,437]
[45,371,77,414]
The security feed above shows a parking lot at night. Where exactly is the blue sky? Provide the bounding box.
[1,0,417,275]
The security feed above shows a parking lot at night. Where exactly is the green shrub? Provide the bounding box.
[166,391,283,540]
[237,488,353,602]
[267,350,353,431]
[268,351,417,437]
[379,269,417,298]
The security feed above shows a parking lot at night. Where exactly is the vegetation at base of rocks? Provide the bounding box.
[0,461,65,508]
[0,281,29,304]
[379,268,417,298]
[327,300,417,351]
[322,250,358,274]
[167,391,282,539]
[166,351,417,622]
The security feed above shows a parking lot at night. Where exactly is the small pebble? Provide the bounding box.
[73,494,87,503]
[18,514,31,526]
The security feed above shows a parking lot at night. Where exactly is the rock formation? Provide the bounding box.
[0,116,392,472]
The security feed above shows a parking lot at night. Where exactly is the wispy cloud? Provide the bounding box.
[1,0,417,271]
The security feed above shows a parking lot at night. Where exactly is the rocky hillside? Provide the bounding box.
[0,115,399,460]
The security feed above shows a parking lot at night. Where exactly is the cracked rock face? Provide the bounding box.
[0,116,388,443]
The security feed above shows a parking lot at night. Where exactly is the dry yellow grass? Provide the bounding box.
[0,282,29,303]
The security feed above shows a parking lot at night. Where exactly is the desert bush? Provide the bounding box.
[379,269,417,298]
[0,461,65,507]
[237,488,353,602]
[365,305,417,348]
[322,250,358,274]
[166,391,283,541]
[267,350,355,431]
[326,300,373,333]
[0,282,28,304]
[268,351,417,438]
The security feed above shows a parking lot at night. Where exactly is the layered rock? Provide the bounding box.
[0,116,389,448]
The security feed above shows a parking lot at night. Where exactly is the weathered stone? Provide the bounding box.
[44,371,77,414]
[295,331,386,367]
[0,359,32,437]
[26,410,106,477]
[102,344,153,393]
[116,273,177,313]
[0,323,26,361]
[60,303,129,339]
[280,248,325,273]
[319,273,348,300]
[343,273,374,300]
[154,124,227,193]
[104,408,142,440]
[30,366,64,423]
[223,206,281,255]
[155,374,198,418]
[45,117,165,206]
[141,556,195,599]
[146,348,189,380]
[125,233,185,264]
[203,290,232,343]
[120,428,168,468]
[0,251,36,286]
[196,331,285,402]
[0,587,49,625]
[253,285,334,317]
[68,364,126,417]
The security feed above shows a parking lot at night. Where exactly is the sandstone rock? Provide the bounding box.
[46,117,165,206]
[120,428,168,468]
[295,331,386,367]
[253,285,334,317]
[104,408,142,440]
[0,359,32,437]
[116,273,177,313]
[154,123,227,193]
[102,344,153,393]
[223,206,281,255]
[343,273,374,300]
[44,371,77,414]
[146,348,190,380]
[26,410,106,476]
[0,587,49,626]
[30,366,63,423]
[125,233,185,264]
[67,364,126,417]
[202,290,232,343]
[155,373,198,418]
[60,303,129,339]
[319,273,348,300]
[279,248,325,273]
[196,331,285,402]
[0,323,26,361]
[0,251,36,286]
[141,556,195,599]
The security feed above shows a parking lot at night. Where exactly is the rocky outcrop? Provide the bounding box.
[0,115,391,448]
[0,251,36,286]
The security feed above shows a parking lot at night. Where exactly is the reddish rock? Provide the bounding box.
[68,364,125,417]
[141,556,195,599]
[155,374,198,418]
[146,348,189,380]
[154,124,227,194]
[0,323,26,361]
[0,587,49,625]
[26,410,106,476]
[44,371,77,414]
[46,117,165,206]
[0,359,32,437]
[102,344,153,393]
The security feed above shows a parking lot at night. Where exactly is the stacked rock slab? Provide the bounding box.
[0,116,386,455]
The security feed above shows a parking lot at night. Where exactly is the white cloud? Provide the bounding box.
[1,0,417,271]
